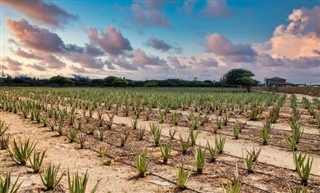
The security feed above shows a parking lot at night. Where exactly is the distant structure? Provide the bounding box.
[265,77,294,87]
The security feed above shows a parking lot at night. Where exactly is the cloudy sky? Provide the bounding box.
[1,0,319,83]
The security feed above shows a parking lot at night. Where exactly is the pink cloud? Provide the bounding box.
[27,64,46,71]
[133,48,166,66]
[12,48,42,60]
[88,27,133,56]
[206,33,256,62]
[145,37,182,54]
[3,57,23,71]
[130,2,170,28]
[2,0,77,27]
[203,0,234,18]
[42,55,66,69]
[6,19,65,53]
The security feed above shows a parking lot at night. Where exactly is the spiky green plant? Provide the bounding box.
[150,123,162,146]
[179,135,189,155]
[189,129,198,146]
[290,120,303,144]
[98,146,107,158]
[194,146,206,174]
[138,127,145,141]
[190,115,200,130]
[294,153,313,185]
[289,186,308,193]
[0,173,22,193]
[97,129,104,141]
[245,148,261,163]
[42,116,47,127]
[9,138,36,165]
[215,135,226,154]
[216,117,223,129]
[207,142,218,162]
[136,148,149,177]
[0,120,10,137]
[120,129,130,147]
[158,110,165,124]
[244,150,256,173]
[29,150,46,173]
[233,125,241,139]
[224,165,241,193]
[171,111,181,126]
[285,135,297,151]
[56,121,64,136]
[261,119,272,145]
[40,164,65,190]
[88,127,95,135]
[104,113,114,130]
[68,170,100,193]
[160,143,171,164]
[0,135,10,150]
[131,118,138,130]
[78,134,86,149]
[177,163,191,190]
[68,130,77,143]
[169,128,176,140]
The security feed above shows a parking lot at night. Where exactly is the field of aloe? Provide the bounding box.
[0,87,319,193]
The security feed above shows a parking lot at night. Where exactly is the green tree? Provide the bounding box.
[224,68,257,92]
[49,75,74,86]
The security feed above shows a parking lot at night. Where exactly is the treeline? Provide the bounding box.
[0,75,223,87]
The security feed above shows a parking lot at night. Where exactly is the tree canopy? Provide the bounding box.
[224,68,258,92]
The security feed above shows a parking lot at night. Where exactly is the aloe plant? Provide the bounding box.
[68,130,77,143]
[0,173,22,193]
[160,143,171,164]
[9,138,36,165]
[171,111,181,126]
[224,165,241,193]
[189,129,198,146]
[207,142,218,162]
[294,153,313,185]
[29,150,46,173]
[150,123,161,146]
[194,146,206,174]
[136,148,149,177]
[68,170,100,193]
[215,135,226,154]
[40,164,65,190]
[179,135,189,155]
[131,118,138,130]
[177,163,191,190]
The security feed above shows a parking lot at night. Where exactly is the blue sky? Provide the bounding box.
[1,0,319,83]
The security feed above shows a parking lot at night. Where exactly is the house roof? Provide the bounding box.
[267,77,286,80]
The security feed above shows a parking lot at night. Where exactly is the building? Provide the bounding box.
[265,77,294,87]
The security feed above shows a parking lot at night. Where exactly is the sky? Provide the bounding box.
[0,0,319,84]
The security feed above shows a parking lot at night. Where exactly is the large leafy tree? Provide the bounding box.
[49,75,74,86]
[223,68,258,92]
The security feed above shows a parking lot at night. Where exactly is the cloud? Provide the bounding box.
[203,0,234,18]
[206,33,256,62]
[3,57,23,71]
[265,6,320,59]
[42,55,66,69]
[111,57,138,70]
[2,0,77,27]
[145,37,182,54]
[88,27,133,56]
[133,48,167,66]
[12,48,42,60]
[27,64,46,71]
[6,19,66,53]
[179,0,198,15]
[167,56,187,69]
[69,65,87,73]
[130,1,171,28]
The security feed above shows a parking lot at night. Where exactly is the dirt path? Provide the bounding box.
[111,115,320,176]
[0,111,176,193]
